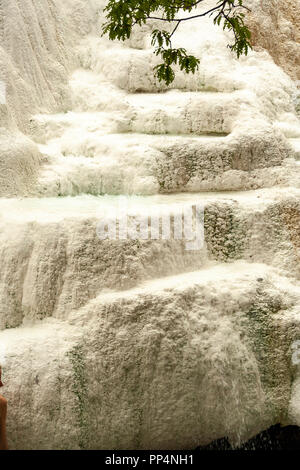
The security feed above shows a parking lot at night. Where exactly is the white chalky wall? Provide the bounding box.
[0,0,300,449]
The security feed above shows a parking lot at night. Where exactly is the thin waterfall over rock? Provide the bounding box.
[0,0,300,450]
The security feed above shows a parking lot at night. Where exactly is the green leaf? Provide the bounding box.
[102,0,252,84]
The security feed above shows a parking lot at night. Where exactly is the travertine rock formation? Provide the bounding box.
[246,0,300,81]
[0,0,300,449]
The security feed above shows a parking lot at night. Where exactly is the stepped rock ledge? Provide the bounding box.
[0,0,300,449]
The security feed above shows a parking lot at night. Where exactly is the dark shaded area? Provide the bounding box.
[197,425,300,451]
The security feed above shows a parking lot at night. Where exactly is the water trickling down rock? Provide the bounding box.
[0,0,300,449]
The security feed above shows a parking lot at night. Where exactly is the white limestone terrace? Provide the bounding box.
[28,62,299,195]
[0,187,299,331]
[0,0,300,449]
[1,261,300,450]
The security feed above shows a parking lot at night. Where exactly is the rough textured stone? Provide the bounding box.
[0,0,300,450]
[2,262,300,449]
[246,0,300,81]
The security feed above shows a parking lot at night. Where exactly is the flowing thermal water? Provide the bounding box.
[0,0,300,449]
